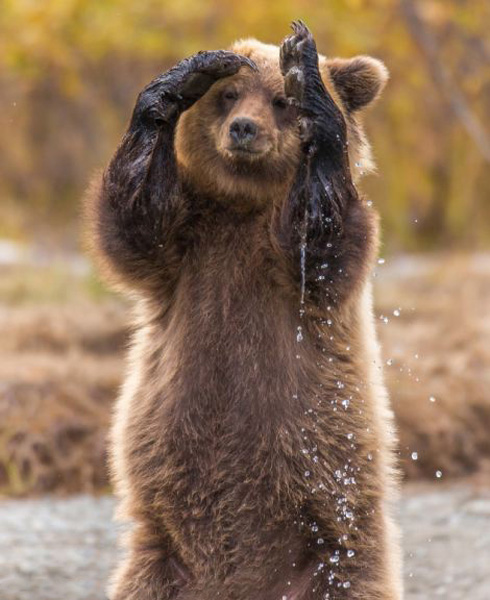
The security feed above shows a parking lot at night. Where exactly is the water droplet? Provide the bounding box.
[429,395,436,403]
[411,452,418,461]
[347,550,355,558]
[393,309,400,317]
[329,552,338,562]
[305,470,311,477]
[317,538,325,545]
[299,214,307,312]
[386,358,393,366]
[377,258,385,265]
[343,582,351,589]
[435,470,442,478]
[297,326,304,342]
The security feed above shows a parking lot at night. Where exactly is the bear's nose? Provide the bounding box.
[229,118,258,146]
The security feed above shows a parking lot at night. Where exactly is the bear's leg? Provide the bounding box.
[281,522,401,600]
[92,51,255,289]
[303,518,401,600]
[274,21,376,307]
[109,527,189,600]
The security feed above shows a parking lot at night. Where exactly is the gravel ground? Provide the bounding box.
[0,484,489,600]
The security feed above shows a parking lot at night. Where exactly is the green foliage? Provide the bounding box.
[0,0,489,248]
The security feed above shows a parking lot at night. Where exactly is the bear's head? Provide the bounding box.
[175,39,388,205]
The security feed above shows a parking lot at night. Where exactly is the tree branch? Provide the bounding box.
[400,0,490,162]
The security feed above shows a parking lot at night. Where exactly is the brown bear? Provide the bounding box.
[88,21,402,600]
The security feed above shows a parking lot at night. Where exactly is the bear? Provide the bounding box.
[88,21,402,600]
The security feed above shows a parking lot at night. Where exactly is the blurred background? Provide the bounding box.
[1,2,490,598]
[0,0,489,497]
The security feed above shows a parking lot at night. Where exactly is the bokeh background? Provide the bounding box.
[0,0,489,496]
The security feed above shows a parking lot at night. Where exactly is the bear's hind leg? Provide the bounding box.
[109,528,189,600]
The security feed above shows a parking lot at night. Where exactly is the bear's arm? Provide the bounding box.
[89,51,255,291]
[92,119,185,292]
[273,22,377,309]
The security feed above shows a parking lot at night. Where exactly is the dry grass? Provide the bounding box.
[376,254,490,481]
[0,298,126,495]
[1,255,489,496]
[0,264,126,495]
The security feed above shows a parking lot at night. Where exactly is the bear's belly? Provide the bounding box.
[121,294,316,580]
[159,443,303,576]
[117,272,373,592]
[125,368,312,592]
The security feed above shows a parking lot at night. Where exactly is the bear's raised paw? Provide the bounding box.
[132,51,256,128]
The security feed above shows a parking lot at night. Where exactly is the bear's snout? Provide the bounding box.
[229,117,258,148]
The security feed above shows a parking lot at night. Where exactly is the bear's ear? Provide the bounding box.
[326,56,389,113]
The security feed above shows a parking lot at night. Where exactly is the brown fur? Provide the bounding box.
[88,31,401,600]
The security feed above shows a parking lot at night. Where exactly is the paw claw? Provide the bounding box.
[279,22,347,154]
[195,51,257,82]
[280,20,315,83]
[291,19,311,40]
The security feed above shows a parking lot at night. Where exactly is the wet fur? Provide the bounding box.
[87,22,401,600]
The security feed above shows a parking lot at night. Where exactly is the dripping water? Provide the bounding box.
[299,156,313,320]
[299,202,308,318]
[297,160,310,345]
[296,212,307,347]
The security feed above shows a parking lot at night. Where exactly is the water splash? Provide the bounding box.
[299,203,308,317]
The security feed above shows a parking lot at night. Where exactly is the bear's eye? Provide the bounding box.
[223,90,238,101]
[272,96,288,110]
